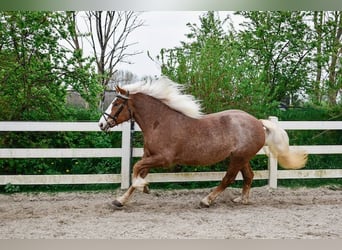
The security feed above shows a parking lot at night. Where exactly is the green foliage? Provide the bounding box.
[309,11,342,106]
[4,183,20,193]
[0,11,101,121]
[237,11,313,103]
[161,11,341,113]
[160,12,277,117]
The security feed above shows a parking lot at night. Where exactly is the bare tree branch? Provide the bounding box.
[83,11,144,110]
[86,11,144,86]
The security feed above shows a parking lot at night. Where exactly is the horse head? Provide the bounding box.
[98,86,133,131]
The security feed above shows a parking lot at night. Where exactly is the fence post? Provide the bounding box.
[268,116,278,189]
[121,122,132,189]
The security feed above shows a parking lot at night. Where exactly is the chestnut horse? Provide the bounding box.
[98,77,307,208]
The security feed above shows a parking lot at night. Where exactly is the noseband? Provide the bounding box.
[102,92,133,126]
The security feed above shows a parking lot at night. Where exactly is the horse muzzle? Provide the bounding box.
[99,120,115,132]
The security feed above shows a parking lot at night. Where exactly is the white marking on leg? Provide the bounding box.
[232,196,242,203]
[233,195,249,204]
[132,176,148,191]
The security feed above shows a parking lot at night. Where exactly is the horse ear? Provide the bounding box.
[115,85,121,93]
[115,85,130,100]
[115,85,127,95]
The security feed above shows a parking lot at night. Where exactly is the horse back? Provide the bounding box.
[200,109,265,152]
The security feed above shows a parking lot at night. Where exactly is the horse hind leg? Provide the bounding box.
[232,162,254,204]
[200,160,241,208]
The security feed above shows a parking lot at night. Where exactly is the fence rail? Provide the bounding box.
[0,118,341,189]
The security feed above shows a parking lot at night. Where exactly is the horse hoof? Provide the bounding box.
[143,186,150,194]
[232,196,249,205]
[199,201,210,208]
[232,196,242,203]
[112,200,124,208]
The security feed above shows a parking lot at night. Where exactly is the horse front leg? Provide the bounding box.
[131,160,150,192]
[113,155,168,207]
[113,186,136,207]
[132,155,169,191]
[132,168,150,192]
[112,168,151,207]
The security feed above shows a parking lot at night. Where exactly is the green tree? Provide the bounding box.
[0,11,100,120]
[236,11,314,105]
[311,11,342,106]
[61,11,101,109]
[160,11,275,116]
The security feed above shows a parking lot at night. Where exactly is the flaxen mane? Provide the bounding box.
[122,77,203,119]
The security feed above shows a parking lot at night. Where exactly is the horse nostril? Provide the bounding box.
[99,123,103,128]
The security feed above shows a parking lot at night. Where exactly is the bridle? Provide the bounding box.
[102,92,133,126]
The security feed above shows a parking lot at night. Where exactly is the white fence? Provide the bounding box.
[0,118,341,189]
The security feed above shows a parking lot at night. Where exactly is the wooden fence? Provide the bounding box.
[0,117,341,189]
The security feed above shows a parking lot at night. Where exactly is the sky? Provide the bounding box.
[115,11,206,77]
[112,11,238,77]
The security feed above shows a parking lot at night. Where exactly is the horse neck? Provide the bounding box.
[130,93,177,133]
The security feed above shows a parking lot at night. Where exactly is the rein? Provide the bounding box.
[102,92,133,126]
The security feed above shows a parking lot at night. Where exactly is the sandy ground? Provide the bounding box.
[0,186,341,239]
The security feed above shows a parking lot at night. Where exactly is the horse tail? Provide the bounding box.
[260,119,307,169]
